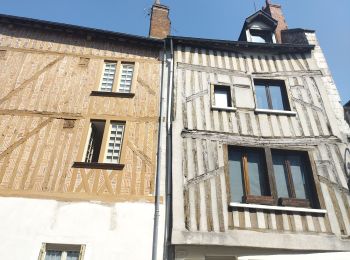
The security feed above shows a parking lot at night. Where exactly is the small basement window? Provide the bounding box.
[39,243,85,260]
[213,85,233,108]
[250,29,273,43]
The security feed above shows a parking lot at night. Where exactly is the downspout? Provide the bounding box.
[163,37,174,260]
[152,40,167,260]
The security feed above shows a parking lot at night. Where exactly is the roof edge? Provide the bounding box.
[168,35,315,53]
[0,13,163,46]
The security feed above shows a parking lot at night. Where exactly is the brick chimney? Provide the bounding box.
[149,1,171,39]
[263,0,288,43]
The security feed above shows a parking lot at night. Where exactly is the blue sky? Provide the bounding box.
[1,0,349,104]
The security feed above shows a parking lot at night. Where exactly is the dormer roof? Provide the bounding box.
[238,10,278,41]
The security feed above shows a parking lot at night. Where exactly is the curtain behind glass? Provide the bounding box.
[248,151,267,196]
[228,149,244,202]
[288,154,308,199]
[67,251,80,260]
[272,153,290,198]
[45,251,62,260]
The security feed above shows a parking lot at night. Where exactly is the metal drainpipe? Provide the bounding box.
[152,40,167,260]
[163,37,174,260]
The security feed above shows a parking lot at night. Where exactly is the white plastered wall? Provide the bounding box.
[306,32,350,138]
[0,197,164,260]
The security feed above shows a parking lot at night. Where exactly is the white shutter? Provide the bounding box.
[105,122,125,163]
[118,63,134,93]
[100,62,116,92]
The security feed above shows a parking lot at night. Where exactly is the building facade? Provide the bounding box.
[0,3,170,259]
[168,1,350,259]
[0,1,350,260]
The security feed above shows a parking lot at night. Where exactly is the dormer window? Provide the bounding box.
[250,29,273,43]
[238,10,278,44]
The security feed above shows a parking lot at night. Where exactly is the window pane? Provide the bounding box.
[100,62,116,92]
[250,30,273,43]
[214,87,231,107]
[67,251,80,260]
[247,151,268,196]
[45,251,62,260]
[85,121,105,163]
[228,149,244,202]
[288,154,307,199]
[119,64,134,93]
[269,85,285,110]
[272,153,290,198]
[255,85,269,109]
[105,123,125,164]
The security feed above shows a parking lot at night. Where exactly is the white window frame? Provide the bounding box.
[104,121,125,164]
[39,243,85,260]
[82,120,126,165]
[98,61,135,93]
[211,84,236,111]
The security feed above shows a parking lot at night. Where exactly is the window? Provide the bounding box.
[39,243,84,260]
[250,29,273,43]
[98,61,134,93]
[118,63,134,93]
[254,79,290,111]
[228,146,319,208]
[83,120,125,165]
[105,122,125,163]
[228,146,272,204]
[212,85,236,111]
[272,150,315,207]
[214,85,232,108]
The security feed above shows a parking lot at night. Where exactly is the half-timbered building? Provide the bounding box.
[167,1,350,259]
[0,2,170,259]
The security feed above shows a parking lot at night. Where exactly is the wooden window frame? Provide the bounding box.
[38,243,85,260]
[253,79,291,112]
[72,119,126,170]
[227,146,275,205]
[225,145,323,209]
[92,60,138,98]
[211,83,236,111]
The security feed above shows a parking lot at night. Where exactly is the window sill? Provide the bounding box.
[90,91,135,98]
[254,109,297,116]
[72,162,125,170]
[229,202,327,214]
[211,106,237,112]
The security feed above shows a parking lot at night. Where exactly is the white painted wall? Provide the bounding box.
[0,197,164,260]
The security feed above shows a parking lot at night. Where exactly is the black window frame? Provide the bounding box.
[250,29,274,43]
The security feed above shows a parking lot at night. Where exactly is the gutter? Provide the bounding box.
[163,37,174,260]
[151,40,167,260]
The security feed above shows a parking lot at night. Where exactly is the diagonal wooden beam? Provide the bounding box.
[0,109,83,120]
[0,56,64,104]
[0,117,53,161]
